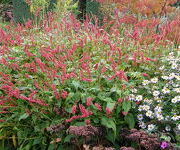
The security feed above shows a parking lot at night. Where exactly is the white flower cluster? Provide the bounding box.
[131,52,180,133]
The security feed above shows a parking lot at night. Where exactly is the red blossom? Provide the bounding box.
[142,73,149,77]
[86,97,93,106]
[71,105,77,114]
[122,111,128,116]
[85,120,91,125]
[61,90,68,99]
[118,98,123,103]
[94,103,102,111]
[106,107,111,115]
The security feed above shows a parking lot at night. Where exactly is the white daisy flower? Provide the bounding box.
[161,76,169,80]
[159,66,165,70]
[137,114,143,120]
[165,126,171,131]
[131,88,137,93]
[129,94,135,101]
[144,98,153,104]
[138,105,143,111]
[154,97,162,103]
[146,110,153,117]
[172,96,180,103]
[171,63,178,69]
[153,91,160,97]
[171,97,178,103]
[172,115,180,121]
[139,122,146,129]
[173,88,180,93]
[157,115,164,121]
[142,80,149,86]
[151,77,158,83]
[136,95,143,102]
[177,124,180,131]
[154,106,162,112]
[175,76,180,80]
[162,88,170,94]
[148,124,155,131]
[169,73,176,79]
[144,105,150,111]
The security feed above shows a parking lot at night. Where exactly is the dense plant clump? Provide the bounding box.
[129,52,180,144]
[0,0,180,149]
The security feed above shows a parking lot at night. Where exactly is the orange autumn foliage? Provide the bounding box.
[98,0,177,17]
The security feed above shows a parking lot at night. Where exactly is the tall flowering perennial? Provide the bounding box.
[130,52,180,135]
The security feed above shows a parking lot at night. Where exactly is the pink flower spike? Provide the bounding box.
[118,98,123,103]
[71,105,77,114]
[106,107,111,115]
[86,97,93,106]
[85,120,91,125]
[61,90,68,99]
[94,103,102,110]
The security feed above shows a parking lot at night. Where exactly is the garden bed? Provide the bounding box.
[0,0,179,150]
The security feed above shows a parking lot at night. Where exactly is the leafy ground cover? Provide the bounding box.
[0,0,179,149]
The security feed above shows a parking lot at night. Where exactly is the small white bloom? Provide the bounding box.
[173,88,180,93]
[152,86,158,90]
[131,88,137,93]
[148,124,155,131]
[146,111,153,117]
[172,115,180,121]
[144,98,153,104]
[172,96,180,103]
[139,122,146,129]
[175,76,180,80]
[151,78,158,83]
[169,52,174,56]
[162,76,169,80]
[129,94,135,101]
[138,105,143,111]
[171,63,178,69]
[137,114,143,120]
[169,73,176,79]
[136,95,143,102]
[165,126,171,131]
[154,97,162,103]
[159,66,165,70]
[142,80,149,86]
[162,88,170,94]
[177,124,180,131]
[171,97,178,103]
[144,105,150,111]
[154,106,162,112]
[157,115,164,121]
[153,91,160,97]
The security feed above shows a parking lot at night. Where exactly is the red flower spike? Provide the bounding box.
[61,91,68,99]
[106,107,111,115]
[86,97,93,106]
